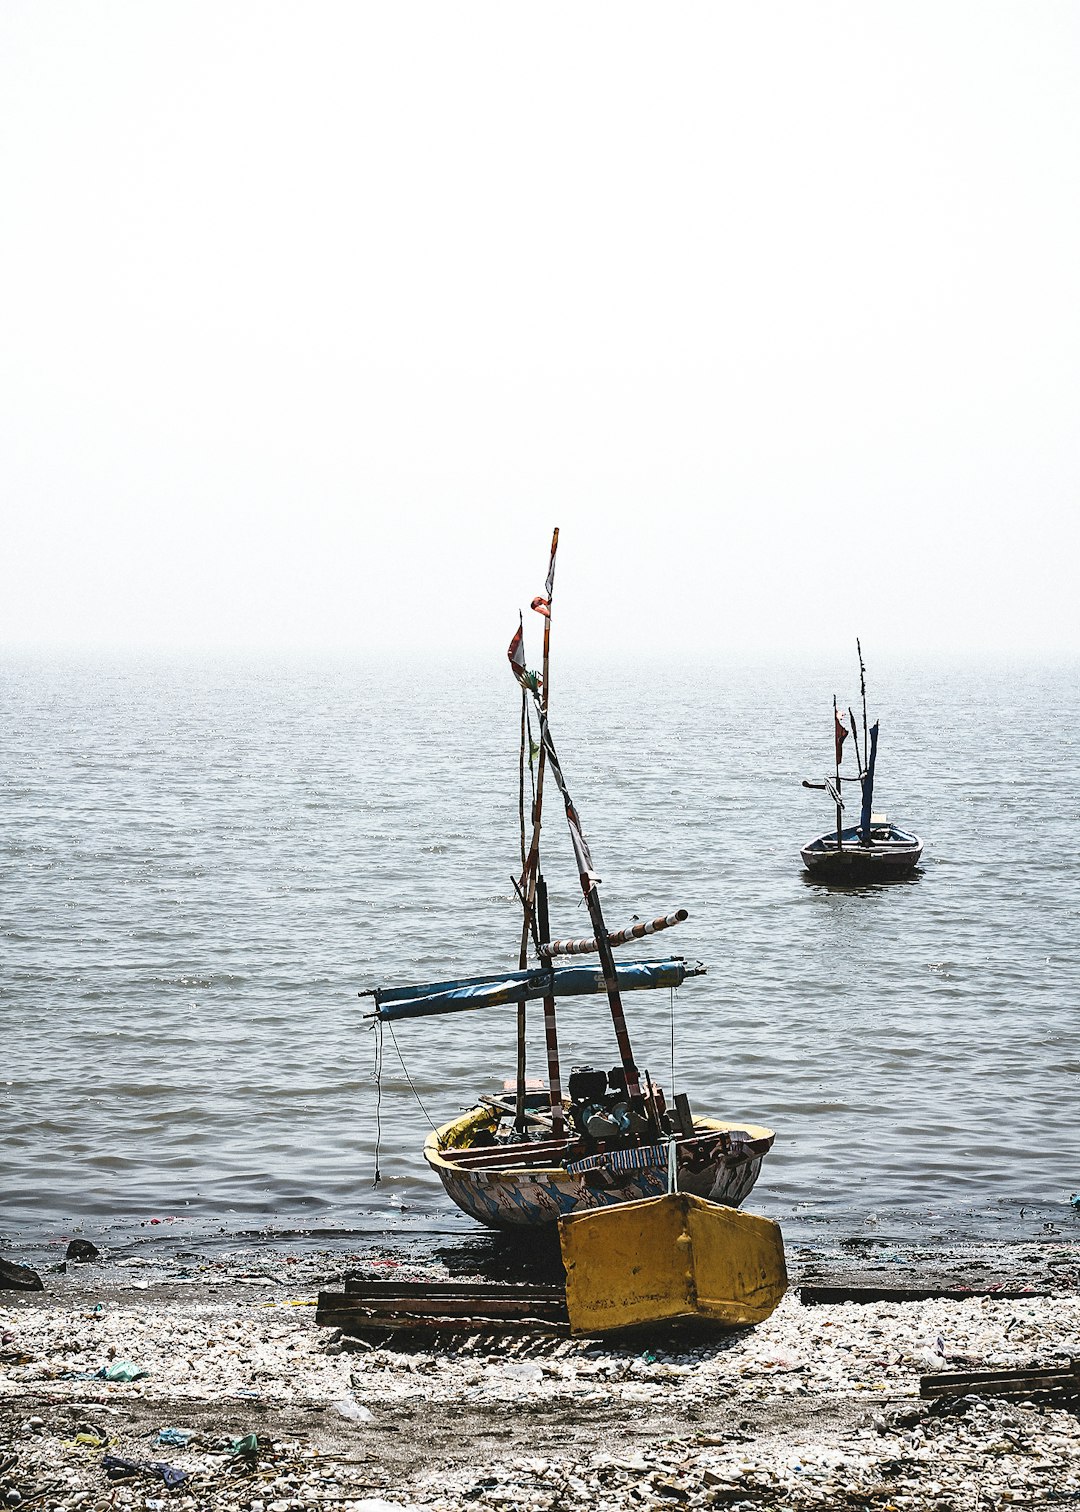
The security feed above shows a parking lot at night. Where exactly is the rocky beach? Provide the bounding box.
[2,1238,1078,1511]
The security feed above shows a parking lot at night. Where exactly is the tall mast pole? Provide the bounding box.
[857,638,868,764]
[514,529,559,1136]
[833,694,844,850]
[539,717,647,1117]
[517,528,559,960]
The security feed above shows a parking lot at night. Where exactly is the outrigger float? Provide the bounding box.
[801,642,923,882]
[364,531,785,1329]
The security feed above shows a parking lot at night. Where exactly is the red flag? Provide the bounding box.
[508,619,541,692]
[530,596,550,618]
[508,620,526,678]
[834,709,848,766]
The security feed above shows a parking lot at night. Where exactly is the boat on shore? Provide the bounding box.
[425,1105,775,1230]
[801,643,923,882]
[365,530,775,1231]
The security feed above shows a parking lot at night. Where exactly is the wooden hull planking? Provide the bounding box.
[801,825,922,881]
[425,1108,774,1230]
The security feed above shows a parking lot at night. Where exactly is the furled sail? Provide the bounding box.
[859,720,880,842]
[372,956,704,1023]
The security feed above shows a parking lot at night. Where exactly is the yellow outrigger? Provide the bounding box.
[560,1191,787,1334]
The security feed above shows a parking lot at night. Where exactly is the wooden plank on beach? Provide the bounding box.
[343,1278,565,1301]
[800,1285,1047,1306]
[317,1288,570,1335]
[920,1359,1079,1401]
[336,1293,566,1319]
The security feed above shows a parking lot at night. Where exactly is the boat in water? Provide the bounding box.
[801,642,923,882]
[365,530,775,1230]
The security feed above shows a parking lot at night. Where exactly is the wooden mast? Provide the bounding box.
[833,694,844,849]
[856,639,870,846]
[514,529,560,1137]
[537,712,649,1121]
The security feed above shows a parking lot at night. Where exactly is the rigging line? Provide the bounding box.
[669,984,676,1098]
[372,1019,384,1188]
[387,1021,440,1132]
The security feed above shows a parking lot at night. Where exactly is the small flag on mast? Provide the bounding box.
[508,618,541,693]
[544,527,559,601]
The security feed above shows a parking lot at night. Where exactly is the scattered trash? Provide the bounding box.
[96,1360,148,1382]
[101,1454,187,1488]
[156,1427,194,1447]
[2,1241,1078,1511]
[332,1396,374,1423]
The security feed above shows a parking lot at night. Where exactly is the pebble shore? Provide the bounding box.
[1,1241,1078,1510]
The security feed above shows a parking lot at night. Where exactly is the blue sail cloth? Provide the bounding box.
[859,721,880,841]
[373,957,701,1022]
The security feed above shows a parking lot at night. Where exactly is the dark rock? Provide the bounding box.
[0,1256,44,1292]
[65,1239,100,1264]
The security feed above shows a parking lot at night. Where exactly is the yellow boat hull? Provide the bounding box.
[559,1191,787,1333]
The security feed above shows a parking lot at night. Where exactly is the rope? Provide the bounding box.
[387,1021,440,1133]
[668,984,678,1194]
[372,1020,384,1188]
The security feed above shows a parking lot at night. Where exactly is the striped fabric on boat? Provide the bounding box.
[565,1143,668,1174]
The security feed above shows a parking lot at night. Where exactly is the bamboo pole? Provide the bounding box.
[514,680,529,1134]
[540,908,688,959]
[833,695,844,849]
[514,529,559,1135]
[848,705,862,781]
[536,875,564,1137]
[538,712,648,1118]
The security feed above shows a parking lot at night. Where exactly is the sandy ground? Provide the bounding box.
[1,1238,1078,1510]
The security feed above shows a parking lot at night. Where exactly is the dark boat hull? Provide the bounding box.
[801,824,922,881]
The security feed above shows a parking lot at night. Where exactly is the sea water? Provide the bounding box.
[1,650,1077,1251]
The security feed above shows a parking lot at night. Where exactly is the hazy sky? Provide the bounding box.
[2,2,1077,657]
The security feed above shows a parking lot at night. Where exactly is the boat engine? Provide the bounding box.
[568,1064,651,1141]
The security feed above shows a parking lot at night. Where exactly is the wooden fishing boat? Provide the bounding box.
[427,1106,775,1230]
[801,642,923,882]
[365,529,775,1231]
[801,819,922,881]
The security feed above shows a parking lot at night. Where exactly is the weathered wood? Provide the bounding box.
[332,1295,565,1320]
[673,1093,695,1139]
[800,1285,1048,1306]
[343,1278,564,1302]
[920,1359,1080,1401]
[539,909,688,960]
[318,1286,570,1336]
[479,1093,555,1127]
[438,1135,576,1169]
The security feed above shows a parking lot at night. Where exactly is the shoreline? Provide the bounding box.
[2,1239,1078,1509]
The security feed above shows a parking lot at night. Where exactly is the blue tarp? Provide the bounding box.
[373,956,701,1022]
